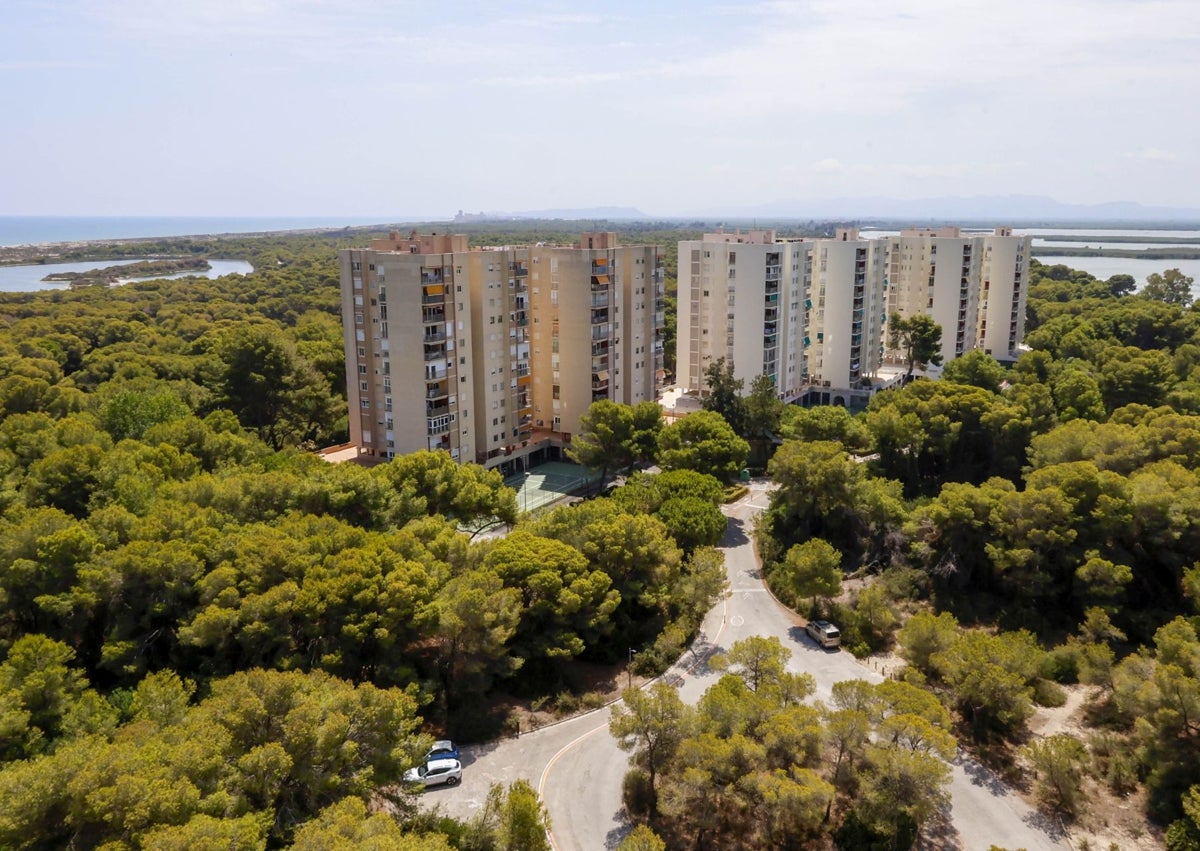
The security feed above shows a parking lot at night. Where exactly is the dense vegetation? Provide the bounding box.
[608,260,1200,849]
[9,222,1200,848]
[612,637,956,850]
[0,231,733,849]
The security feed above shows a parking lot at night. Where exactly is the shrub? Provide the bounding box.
[723,484,749,503]
[622,768,655,819]
[580,691,609,710]
[1043,643,1082,684]
[1033,678,1068,707]
[553,691,579,716]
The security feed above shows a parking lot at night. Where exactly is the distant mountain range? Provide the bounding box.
[452,197,1200,224]
[454,206,648,222]
[697,195,1200,223]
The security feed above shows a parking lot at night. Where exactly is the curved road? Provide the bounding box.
[430,483,1070,850]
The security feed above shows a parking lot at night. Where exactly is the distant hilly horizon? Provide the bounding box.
[456,195,1200,225]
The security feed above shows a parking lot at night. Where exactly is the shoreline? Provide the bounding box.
[0,222,407,266]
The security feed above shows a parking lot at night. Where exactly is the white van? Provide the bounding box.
[805,619,841,649]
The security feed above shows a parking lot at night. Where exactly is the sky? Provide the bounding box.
[2,0,1199,218]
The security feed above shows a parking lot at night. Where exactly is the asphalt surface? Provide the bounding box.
[427,482,1071,850]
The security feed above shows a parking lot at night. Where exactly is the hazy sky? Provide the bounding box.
[3,0,1198,217]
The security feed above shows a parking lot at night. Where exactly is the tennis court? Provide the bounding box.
[507,461,601,513]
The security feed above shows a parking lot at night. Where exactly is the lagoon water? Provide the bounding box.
[0,259,254,293]
[1038,256,1200,288]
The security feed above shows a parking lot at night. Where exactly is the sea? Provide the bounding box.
[0,216,398,248]
[0,215,402,293]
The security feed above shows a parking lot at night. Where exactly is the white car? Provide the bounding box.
[404,757,462,788]
[805,619,841,649]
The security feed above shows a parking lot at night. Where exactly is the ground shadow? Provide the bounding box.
[720,516,749,547]
[957,756,1012,797]
[604,813,634,849]
[915,809,961,851]
[456,739,506,769]
[1021,806,1070,841]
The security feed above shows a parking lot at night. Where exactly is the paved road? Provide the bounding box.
[430,483,1070,850]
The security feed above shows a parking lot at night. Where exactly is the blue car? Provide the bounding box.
[425,740,459,762]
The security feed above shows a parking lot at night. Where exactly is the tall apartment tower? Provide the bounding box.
[678,229,888,408]
[676,225,1031,410]
[885,227,983,366]
[677,230,807,401]
[340,231,664,470]
[800,228,889,406]
[977,227,1032,361]
[340,232,476,464]
[884,227,1032,366]
[528,233,664,439]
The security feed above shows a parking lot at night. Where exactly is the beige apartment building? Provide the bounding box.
[799,228,890,407]
[677,225,1031,410]
[677,230,807,402]
[885,226,1032,365]
[340,231,664,471]
[678,228,890,409]
[977,227,1031,360]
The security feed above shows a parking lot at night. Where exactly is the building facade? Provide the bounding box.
[677,230,808,403]
[340,232,664,470]
[884,226,1032,365]
[676,225,1031,409]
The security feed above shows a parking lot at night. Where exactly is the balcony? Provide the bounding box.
[765,265,782,281]
[428,416,453,436]
[423,328,447,343]
[591,308,609,324]
[591,294,610,308]
[421,292,445,305]
[421,269,444,285]
[423,308,446,325]
[426,382,449,400]
[426,401,450,418]
[592,325,611,341]
[510,263,529,277]
[424,348,447,362]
